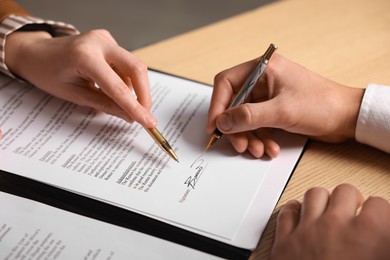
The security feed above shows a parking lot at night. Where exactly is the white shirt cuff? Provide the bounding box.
[355,84,390,153]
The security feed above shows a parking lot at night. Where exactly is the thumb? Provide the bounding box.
[216,101,281,134]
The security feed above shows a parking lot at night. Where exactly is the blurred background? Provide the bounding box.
[16,0,274,50]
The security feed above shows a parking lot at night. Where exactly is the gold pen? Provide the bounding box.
[110,65,179,162]
[205,43,278,151]
[145,127,179,162]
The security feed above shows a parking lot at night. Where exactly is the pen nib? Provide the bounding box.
[145,127,179,163]
[205,135,219,152]
[205,129,223,152]
[162,142,179,163]
[170,150,180,163]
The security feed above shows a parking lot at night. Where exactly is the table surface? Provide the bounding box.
[134,0,390,258]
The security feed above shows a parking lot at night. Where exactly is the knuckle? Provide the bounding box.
[68,30,116,58]
[142,99,153,110]
[236,104,254,127]
[322,211,344,226]
[66,39,87,57]
[213,71,228,84]
[132,102,144,114]
[365,196,390,208]
[131,59,148,74]
[318,214,343,239]
[304,186,328,199]
[85,29,113,40]
[277,209,293,223]
[112,81,131,97]
[278,200,300,220]
[130,103,146,121]
[358,212,382,230]
[96,100,116,115]
[66,40,97,67]
[332,183,359,195]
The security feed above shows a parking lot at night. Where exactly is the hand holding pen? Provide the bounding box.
[206,44,365,158]
[6,29,178,162]
[111,66,179,162]
[206,44,277,154]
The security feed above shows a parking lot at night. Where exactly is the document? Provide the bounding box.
[0,70,306,250]
[0,191,220,259]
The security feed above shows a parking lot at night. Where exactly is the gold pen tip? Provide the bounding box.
[169,150,179,163]
[205,135,218,152]
[205,129,223,151]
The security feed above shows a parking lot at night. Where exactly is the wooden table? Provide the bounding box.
[134,0,390,258]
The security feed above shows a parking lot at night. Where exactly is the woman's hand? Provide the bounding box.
[5,29,157,128]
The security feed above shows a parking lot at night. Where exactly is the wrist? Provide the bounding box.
[338,86,365,140]
[5,30,52,80]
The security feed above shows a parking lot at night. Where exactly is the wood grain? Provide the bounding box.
[134,0,390,258]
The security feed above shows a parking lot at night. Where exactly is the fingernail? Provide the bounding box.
[282,200,301,210]
[205,124,213,134]
[146,113,157,126]
[218,113,233,131]
[285,200,299,206]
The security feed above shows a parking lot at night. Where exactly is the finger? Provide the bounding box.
[254,128,280,158]
[226,133,248,153]
[300,187,330,222]
[110,65,133,89]
[206,74,235,134]
[108,47,153,110]
[91,29,152,110]
[358,196,390,225]
[246,129,279,158]
[59,82,133,122]
[82,56,156,127]
[247,133,265,158]
[215,99,286,134]
[275,200,301,239]
[264,141,280,158]
[206,58,259,134]
[221,58,260,90]
[326,183,364,219]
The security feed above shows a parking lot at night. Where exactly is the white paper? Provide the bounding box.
[0,71,306,249]
[0,191,220,259]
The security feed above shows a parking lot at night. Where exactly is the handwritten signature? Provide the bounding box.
[184,156,208,189]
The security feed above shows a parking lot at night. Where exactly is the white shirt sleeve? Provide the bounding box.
[355,84,390,153]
